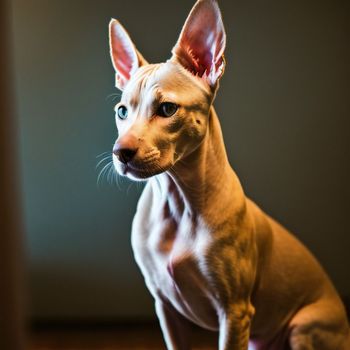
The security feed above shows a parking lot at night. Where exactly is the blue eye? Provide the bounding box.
[117,105,128,120]
[158,102,178,117]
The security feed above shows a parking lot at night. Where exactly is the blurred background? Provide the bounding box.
[3,0,350,348]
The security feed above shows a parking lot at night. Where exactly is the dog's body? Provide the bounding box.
[108,1,350,349]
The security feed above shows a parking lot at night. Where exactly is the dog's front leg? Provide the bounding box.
[155,299,192,350]
[218,304,254,350]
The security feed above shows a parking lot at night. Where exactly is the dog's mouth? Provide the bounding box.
[117,160,171,180]
[123,163,155,179]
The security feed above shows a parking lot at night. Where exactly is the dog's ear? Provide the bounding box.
[109,19,147,90]
[171,0,226,88]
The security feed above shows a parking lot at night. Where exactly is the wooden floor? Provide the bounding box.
[28,322,218,350]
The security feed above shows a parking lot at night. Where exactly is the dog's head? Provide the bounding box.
[109,0,226,180]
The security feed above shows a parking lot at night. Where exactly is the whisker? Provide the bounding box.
[136,180,144,191]
[113,169,122,190]
[106,163,112,184]
[108,163,116,185]
[96,154,113,169]
[126,182,134,196]
[106,92,121,102]
[96,151,111,158]
[97,161,113,186]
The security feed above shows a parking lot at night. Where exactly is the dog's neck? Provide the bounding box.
[151,106,246,227]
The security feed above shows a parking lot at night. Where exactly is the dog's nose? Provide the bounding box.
[113,145,138,164]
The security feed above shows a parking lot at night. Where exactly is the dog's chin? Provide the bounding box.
[116,162,171,181]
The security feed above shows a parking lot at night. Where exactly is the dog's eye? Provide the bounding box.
[117,105,128,120]
[158,102,178,118]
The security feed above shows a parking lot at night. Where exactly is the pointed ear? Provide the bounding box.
[171,0,226,88]
[109,19,147,90]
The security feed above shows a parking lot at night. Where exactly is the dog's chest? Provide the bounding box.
[131,194,219,330]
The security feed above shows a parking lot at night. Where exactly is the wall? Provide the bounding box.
[11,0,350,320]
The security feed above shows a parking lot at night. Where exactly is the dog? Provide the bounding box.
[108,0,350,349]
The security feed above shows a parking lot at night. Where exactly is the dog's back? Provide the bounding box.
[247,199,349,349]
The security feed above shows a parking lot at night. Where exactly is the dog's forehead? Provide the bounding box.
[122,61,210,108]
